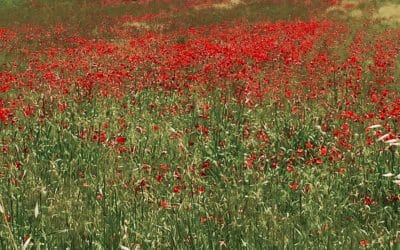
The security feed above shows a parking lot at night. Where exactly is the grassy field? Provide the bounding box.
[1,0,400,248]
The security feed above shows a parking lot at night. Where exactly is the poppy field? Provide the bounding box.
[1,0,400,248]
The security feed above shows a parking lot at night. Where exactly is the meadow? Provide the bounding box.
[1,0,400,248]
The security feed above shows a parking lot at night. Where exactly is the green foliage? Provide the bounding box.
[0,0,400,249]
[0,0,24,7]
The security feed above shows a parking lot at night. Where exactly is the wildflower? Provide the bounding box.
[197,186,205,194]
[15,161,21,170]
[387,194,399,203]
[96,192,103,202]
[319,146,328,156]
[337,167,347,175]
[306,141,314,149]
[359,239,369,247]
[287,165,295,172]
[92,131,107,143]
[200,216,207,224]
[155,174,163,183]
[290,182,299,190]
[313,158,323,165]
[115,136,126,145]
[160,165,169,171]
[364,196,375,206]
[159,201,169,208]
[172,186,182,193]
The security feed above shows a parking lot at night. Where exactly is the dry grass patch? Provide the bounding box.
[325,0,362,14]
[349,9,363,18]
[194,0,243,10]
[325,0,400,24]
[373,3,400,24]
[212,0,242,9]
[122,21,151,30]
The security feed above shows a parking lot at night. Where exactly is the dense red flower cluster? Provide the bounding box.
[0,17,398,143]
[0,2,399,215]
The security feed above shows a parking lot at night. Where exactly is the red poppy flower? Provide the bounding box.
[173,186,182,193]
[359,240,369,247]
[159,201,169,208]
[290,182,299,190]
[115,136,126,144]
